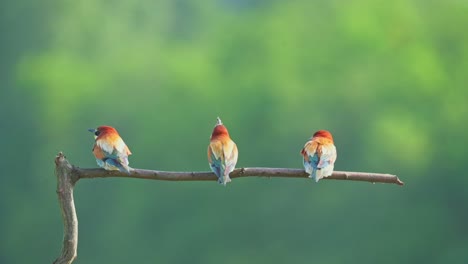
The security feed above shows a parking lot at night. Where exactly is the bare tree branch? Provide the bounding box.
[77,167,404,185]
[54,152,403,263]
[53,153,78,264]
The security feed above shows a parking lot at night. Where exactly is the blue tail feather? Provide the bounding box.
[310,168,319,182]
[105,158,131,173]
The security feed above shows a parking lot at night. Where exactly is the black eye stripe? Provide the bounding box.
[95,131,101,136]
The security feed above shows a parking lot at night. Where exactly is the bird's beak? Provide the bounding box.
[216,117,223,126]
[88,128,98,139]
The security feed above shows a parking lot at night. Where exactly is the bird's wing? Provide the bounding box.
[223,140,238,175]
[112,137,131,166]
[208,141,224,178]
[301,140,319,166]
[316,143,336,169]
[109,136,130,156]
[123,144,132,156]
[98,136,130,156]
[96,138,114,156]
[209,140,224,160]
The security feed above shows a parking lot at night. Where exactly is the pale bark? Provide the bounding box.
[53,152,403,263]
[53,153,78,264]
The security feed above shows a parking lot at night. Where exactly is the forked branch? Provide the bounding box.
[53,152,403,263]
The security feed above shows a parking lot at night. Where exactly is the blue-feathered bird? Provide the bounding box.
[207,117,238,185]
[88,126,132,173]
[301,130,337,182]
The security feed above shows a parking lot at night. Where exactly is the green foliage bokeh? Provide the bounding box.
[1,0,467,263]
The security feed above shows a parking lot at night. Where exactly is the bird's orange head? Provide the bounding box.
[211,117,230,139]
[313,130,334,142]
[88,125,119,139]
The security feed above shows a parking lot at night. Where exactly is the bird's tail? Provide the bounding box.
[121,165,132,174]
[219,163,234,186]
[217,167,232,186]
[309,168,317,182]
[310,166,334,182]
[219,174,232,186]
[105,159,132,174]
[309,169,324,182]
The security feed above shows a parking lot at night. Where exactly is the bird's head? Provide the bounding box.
[313,130,334,141]
[211,117,229,138]
[88,126,118,139]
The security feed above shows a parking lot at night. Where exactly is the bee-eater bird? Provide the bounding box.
[88,126,132,173]
[301,130,337,182]
[207,117,238,186]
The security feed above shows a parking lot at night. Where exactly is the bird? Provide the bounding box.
[300,130,337,182]
[88,125,132,173]
[207,117,238,186]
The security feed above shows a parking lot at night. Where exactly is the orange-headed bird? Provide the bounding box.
[88,126,132,173]
[301,130,337,182]
[207,117,238,186]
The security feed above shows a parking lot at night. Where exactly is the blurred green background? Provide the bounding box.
[1,0,467,263]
